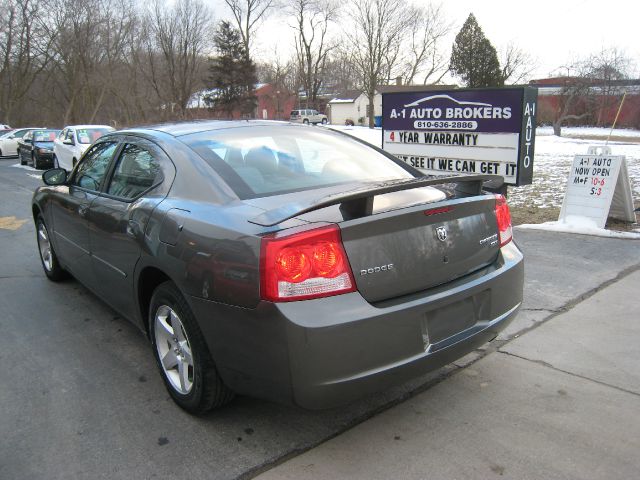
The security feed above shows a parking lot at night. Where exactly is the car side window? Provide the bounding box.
[73,142,118,191]
[58,129,66,140]
[106,143,162,199]
[66,130,75,141]
[14,130,29,138]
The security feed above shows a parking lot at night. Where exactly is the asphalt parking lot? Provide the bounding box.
[1,158,639,479]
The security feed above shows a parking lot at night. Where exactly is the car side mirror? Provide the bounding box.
[42,168,68,186]
[63,138,75,146]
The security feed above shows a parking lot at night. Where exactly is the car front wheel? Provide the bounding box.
[19,150,25,165]
[36,215,68,281]
[321,118,328,124]
[149,281,234,414]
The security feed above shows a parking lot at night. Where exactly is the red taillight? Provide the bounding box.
[494,194,513,247]
[261,225,356,302]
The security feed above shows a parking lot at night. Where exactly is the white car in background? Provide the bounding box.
[0,128,41,157]
[53,124,114,170]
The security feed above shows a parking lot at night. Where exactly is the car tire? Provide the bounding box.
[36,215,68,282]
[32,153,40,169]
[149,281,234,414]
[303,119,309,125]
[321,118,327,124]
[19,150,26,165]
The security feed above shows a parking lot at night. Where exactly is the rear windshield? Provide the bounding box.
[76,127,112,144]
[290,111,299,116]
[33,130,59,142]
[181,126,415,199]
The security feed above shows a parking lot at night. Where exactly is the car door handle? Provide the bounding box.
[78,205,89,217]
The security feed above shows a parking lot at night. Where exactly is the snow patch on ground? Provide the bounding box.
[325,125,382,147]
[10,163,38,172]
[536,126,640,138]
[516,217,640,239]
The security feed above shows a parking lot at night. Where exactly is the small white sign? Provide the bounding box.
[559,146,635,228]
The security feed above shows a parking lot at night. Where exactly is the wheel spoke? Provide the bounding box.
[171,312,186,343]
[177,360,187,391]
[161,350,178,370]
[180,343,193,365]
[156,313,174,340]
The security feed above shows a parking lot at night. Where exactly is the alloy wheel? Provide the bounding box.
[154,305,194,394]
[37,222,53,272]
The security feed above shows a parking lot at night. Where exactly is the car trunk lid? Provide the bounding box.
[339,195,499,303]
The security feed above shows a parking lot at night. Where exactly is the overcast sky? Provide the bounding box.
[213,0,640,82]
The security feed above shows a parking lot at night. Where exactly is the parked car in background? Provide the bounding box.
[54,125,114,170]
[290,109,328,125]
[18,129,61,169]
[0,128,42,157]
[0,123,11,131]
[32,120,523,414]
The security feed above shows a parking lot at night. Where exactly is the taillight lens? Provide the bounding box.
[495,194,513,247]
[261,225,356,301]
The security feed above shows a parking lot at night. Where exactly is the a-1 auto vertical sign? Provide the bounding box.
[382,87,537,186]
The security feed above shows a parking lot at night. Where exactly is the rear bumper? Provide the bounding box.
[190,241,523,409]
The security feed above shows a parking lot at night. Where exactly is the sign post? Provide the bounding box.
[559,146,635,228]
[382,87,537,186]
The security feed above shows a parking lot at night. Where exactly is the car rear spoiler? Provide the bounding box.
[249,174,503,227]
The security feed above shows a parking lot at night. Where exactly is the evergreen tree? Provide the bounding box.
[449,13,503,88]
[206,21,257,117]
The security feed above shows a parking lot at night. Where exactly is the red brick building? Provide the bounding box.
[530,77,640,129]
[254,84,297,120]
[187,84,298,120]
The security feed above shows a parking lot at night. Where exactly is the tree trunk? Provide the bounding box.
[368,92,375,129]
[552,121,562,137]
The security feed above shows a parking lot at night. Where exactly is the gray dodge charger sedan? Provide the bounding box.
[32,121,523,413]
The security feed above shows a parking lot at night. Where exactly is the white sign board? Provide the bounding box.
[382,87,538,186]
[559,146,635,228]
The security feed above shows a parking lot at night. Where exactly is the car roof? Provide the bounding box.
[63,124,114,129]
[118,120,291,138]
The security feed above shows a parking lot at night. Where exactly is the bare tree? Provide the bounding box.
[549,49,633,136]
[223,0,276,58]
[144,0,213,118]
[396,2,451,85]
[322,50,358,93]
[289,0,336,109]
[0,0,53,124]
[584,47,632,126]
[499,42,536,85]
[345,0,416,128]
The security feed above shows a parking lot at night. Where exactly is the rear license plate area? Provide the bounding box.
[424,290,491,344]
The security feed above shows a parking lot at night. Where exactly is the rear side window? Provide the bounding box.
[107,143,162,199]
[181,126,414,199]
